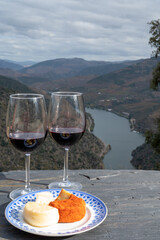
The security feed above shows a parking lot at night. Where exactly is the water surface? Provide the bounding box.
[86,108,145,169]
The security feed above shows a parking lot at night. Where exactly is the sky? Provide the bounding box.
[0,0,160,63]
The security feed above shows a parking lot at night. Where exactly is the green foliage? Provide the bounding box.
[148,19,160,58]
[155,162,160,170]
[145,118,160,153]
[148,20,160,90]
[131,143,160,170]
[145,20,160,160]
[150,62,160,90]
[145,130,153,144]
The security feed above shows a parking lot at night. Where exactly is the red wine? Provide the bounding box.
[8,132,47,153]
[50,128,84,147]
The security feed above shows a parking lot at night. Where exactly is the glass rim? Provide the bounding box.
[51,91,83,96]
[10,93,44,99]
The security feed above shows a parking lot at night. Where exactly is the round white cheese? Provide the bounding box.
[23,202,59,227]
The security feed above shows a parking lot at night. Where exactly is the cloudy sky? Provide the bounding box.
[0,0,160,62]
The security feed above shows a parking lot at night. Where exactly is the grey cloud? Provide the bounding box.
[0,0,160,61]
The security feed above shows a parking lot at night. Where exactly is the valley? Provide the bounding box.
[0,75,107,172]
[1,56,160,170]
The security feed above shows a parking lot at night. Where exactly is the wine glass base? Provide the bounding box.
[9,187,40,200]
[48,181,82,190]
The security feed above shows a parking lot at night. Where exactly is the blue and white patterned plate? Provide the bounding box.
[5,189,108,236]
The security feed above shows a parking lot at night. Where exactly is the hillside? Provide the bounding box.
[78,59,143,76]
[0,59,22,70]
[131,143,160,170]
[19,58,143,80]
[0,68,28,81]
[2,57,160,133]
[84,57,160,132]
[15,58,144,88]
[1,57,160,171]
[18,58,108,84]
[88,58,157,85]
[0,75,107,172]
[0,75,33,92]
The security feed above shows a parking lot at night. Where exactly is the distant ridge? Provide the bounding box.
[78,59,143,76]
[88,57,160,85]
[19,58,108,79]
[0,59,23,70]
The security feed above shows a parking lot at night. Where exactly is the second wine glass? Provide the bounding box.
[48,92,86,190]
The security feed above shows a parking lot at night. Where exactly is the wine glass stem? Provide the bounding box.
[25,153,31,191]
[63,147,69,183]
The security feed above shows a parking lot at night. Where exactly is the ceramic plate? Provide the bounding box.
[5,189,108,236]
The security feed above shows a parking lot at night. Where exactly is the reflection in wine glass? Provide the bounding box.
[6,93,47,200]
[48,92,86,190]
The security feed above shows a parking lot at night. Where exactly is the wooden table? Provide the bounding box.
[0,169,160,240]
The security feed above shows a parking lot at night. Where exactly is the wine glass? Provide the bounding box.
[48,92,86,190]
[6,93,47,200]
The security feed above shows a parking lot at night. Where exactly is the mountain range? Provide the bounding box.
[0,57,145,86]
[1,57,160,129]
[1,56,160,170]
[1,57,160,133]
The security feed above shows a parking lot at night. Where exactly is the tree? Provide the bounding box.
[150,62,160,90]
[148,19,160,58]
[145,118,160,153]
[146,20,160,155]
[148,20,160,90]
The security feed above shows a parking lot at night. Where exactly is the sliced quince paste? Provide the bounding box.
[49,189,86,223]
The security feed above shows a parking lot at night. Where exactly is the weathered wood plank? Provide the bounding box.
[0,169,160,240]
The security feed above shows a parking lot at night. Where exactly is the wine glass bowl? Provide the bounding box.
[48,92,86,190]
[6,93,47,200]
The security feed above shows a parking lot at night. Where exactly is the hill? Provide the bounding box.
[13,60,36,67]
[2,57,160,133]
[84,57,160,132]
[131,143,160,170]
[17,58,145,87]
[0,75,107,172]
[78,59,143,76]
[0,59,23,70]
[1,57,160,171]
[88,57,158,85]
[18,58,107,84]
[0,75,32,92]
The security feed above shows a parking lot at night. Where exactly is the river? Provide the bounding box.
[86,108,145,169]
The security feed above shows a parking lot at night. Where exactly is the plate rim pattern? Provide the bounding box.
[5,189,108,236]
